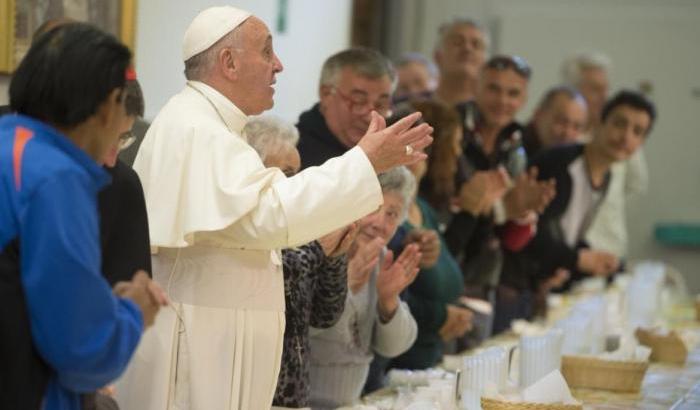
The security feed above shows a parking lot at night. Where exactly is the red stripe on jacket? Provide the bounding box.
[13,126,34,190]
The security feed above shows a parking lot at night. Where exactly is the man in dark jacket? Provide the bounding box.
[447,55,558,336]
[446,55,555,301]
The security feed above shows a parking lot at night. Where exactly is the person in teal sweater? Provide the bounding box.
[392,196,469,369]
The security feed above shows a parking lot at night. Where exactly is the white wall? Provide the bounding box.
[134,0,352,121]
[400,0,700,292]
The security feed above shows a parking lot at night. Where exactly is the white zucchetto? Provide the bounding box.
[182,6,252,62]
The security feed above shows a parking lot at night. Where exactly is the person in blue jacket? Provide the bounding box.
[0,23,167,410]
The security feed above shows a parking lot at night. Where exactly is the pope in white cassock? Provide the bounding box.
[115,5,432,410]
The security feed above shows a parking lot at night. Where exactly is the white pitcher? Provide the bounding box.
[516,329,563,388]
[459,347,509,409]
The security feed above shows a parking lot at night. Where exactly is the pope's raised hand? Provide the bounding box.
[357,111,433,174]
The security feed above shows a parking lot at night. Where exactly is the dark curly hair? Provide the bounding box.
[601,90,656,135]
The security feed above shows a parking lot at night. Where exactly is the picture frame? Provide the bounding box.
[0,0,137,74]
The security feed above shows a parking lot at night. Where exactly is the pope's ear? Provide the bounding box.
[219,47,239,81]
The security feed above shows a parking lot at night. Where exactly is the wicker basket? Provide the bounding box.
[560,355,648,392]
[481,397,582,410]
[635,328,688,364]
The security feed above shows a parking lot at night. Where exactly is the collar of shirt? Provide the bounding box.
[464,102,522,148]
[0,114,110,189]
[460,101,523,165]
[186,80,248,136]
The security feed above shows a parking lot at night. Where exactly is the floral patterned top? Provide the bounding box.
[273,241,348,408]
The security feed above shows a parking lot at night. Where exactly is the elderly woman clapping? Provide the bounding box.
[308,166,421,410]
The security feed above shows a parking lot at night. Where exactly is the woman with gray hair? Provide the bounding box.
[245,115,300,176]
[308,166,421,410]
[245,116,358,409]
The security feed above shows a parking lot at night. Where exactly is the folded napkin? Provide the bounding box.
[483,370,580,405]
[522,370,578,404]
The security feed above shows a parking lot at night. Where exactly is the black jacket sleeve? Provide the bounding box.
[443,211,479,258]
[99,160,152,285]
[525,144,586,280]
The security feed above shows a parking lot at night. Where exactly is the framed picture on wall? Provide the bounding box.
[0,0,137,74]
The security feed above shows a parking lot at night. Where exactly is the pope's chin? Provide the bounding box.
[249,97,275,115]
[265,86,276,106]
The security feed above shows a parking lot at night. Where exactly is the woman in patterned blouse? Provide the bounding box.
[245,116,358,409]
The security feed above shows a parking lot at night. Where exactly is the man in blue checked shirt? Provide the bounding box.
[0,23,167,410]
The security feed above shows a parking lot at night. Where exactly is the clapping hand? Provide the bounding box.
[347,237,385,294]
[113,270,169,328]
[375,244,422,321]
[577,249,619,277]
[458,168,511,215]
[404,228,440,269]
[439,304,474,342]
[503,167,556,219]
[542,268,571,292]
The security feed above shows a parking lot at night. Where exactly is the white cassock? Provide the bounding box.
[115,80,382,410]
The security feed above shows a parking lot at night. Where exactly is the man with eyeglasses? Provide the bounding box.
[97,77,151,289]
[297,47,442,395]
[297,47,395,169]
